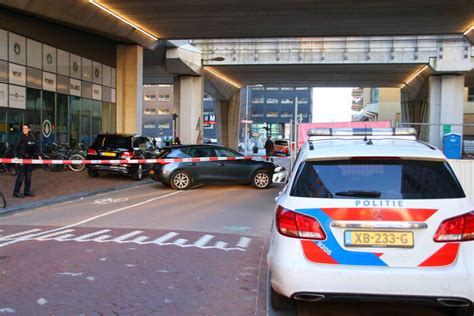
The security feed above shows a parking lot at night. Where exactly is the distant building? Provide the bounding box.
[142,84,174,138]
[352,88,401,123]
[351,87,364,112]
[241,86,312,144]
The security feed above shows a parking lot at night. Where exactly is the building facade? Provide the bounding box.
[0,10,117,150]
[142,84,174,138]
[243,86,312,143]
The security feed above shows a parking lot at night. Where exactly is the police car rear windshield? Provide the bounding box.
[290,159,465,199]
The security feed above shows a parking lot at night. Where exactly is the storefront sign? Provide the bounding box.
[111,88,116,103]
[70,78,81,96]
[43,72,56,92]
[0,83,7,108]
[8,85,26,109]
[42,120,52,138]
[92,84,102,100]
[8,63,26,86]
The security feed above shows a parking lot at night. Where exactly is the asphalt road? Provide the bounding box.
[0,180,455,315]
[0,182,286,315]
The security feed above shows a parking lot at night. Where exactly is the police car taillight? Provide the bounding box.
[276,206,326,240]
[434,211,474,242]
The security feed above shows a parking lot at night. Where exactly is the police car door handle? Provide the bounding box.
[218,162,225,167]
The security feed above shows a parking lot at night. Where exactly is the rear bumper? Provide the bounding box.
[88,164,132,175]
[291,292,473,311]
[267,230,474,303]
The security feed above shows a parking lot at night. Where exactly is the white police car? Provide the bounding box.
[268,128,474,315]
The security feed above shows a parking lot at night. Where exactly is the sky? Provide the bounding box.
[312,88,354,123]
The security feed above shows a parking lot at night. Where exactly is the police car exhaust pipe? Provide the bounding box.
[293,293,326,302]
[436,298,471,307]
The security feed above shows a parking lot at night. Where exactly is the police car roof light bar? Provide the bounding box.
[307,128,417,137]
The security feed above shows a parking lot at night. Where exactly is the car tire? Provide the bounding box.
[270,287,296,311]
[252,169,272,189]
[131,164,144,181]
[87,168,99,178]
[170,170,192,190]
[450,307,473,316]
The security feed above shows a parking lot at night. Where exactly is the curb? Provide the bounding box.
[0,179,154,217]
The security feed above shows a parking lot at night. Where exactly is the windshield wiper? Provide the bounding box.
[335,190,381,198]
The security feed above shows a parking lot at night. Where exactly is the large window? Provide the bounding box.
[468,87,474,102]
[0,110,6,144]
[42,91,56,145]
[101,102,116,134]
[92,100,102,141]
[56,94,69,144]
[26,88,42,140]
[6,110,24,146]
[69,96,81,145]
[81,99,92,145]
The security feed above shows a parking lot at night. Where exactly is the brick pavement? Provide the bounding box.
[0,225,265,315]
[0,168,151,212]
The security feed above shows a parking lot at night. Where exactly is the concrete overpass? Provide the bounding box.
[0,0,472,149]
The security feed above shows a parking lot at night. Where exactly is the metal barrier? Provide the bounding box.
[0,155,290,165]
[396,122,474,157]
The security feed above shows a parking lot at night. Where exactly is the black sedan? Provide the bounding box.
[150,144,277,190]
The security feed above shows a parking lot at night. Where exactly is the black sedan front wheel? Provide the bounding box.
[252,170,272,189]
[170,170,192,190]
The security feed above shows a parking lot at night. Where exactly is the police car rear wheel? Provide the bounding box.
[252,170,271,189]
[170,170,192,190]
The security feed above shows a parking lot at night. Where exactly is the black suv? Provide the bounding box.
[86,134,158,180]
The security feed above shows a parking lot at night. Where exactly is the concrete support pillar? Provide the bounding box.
[214,99,228,147]
[116,45,143,134]
[428,75,465,149]
[175,76,204,144]
[214,91,241,150]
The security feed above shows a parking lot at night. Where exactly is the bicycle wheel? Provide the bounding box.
[0,191,6,208]
[68,153,86,172]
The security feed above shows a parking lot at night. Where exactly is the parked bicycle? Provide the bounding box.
[41,142,86,172]
[0,142,17,176]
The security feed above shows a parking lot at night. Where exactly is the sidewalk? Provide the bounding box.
[0,168,152,215]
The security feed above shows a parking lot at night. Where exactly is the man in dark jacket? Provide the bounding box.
[13,124,40,198]
[264,136,275,160]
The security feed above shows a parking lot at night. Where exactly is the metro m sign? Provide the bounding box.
[203,114,216,126]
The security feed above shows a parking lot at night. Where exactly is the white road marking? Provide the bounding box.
[0,191,181,248]
[36,298,47,305]
[56,272,84,277]
[92,198,129,205]
[193,234,215,247]
[0,308,16,313]
[0,191,255,252]
[236,237,252,248]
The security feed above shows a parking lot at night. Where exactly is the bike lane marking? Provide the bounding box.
[0,191,182,248]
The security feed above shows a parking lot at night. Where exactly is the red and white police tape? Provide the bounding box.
[0,156,289,165]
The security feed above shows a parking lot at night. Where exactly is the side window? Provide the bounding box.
[167,148,191,158]
[214,148,241,158]
[138,137,148,151]
[188,147,213,157]
[145,138,154,151]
